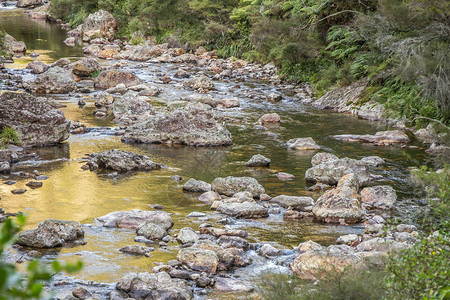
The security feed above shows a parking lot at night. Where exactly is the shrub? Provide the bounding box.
[0,127,20,148]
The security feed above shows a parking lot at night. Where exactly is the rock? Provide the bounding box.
[360,185,397,209]
[28,66,77,94]
[287,137,320,150]
[183,75,215,91]
[257,243,280,257]
[122,103,232,146]
[4,34,26,53]
[182,178,211,193]
[116,272,193,300]
[72,57,101,77]
[136,222,168,240]
[72,287,91,299]
[333,130,410,145]
[226,247,251,267]
[396,224,417,233]
[185,94,216,108]
[128,45,164,61]
[257,113,280,124]
[245,154,271,167]
[291,245,363,280]
[276,172,296,181]
[216,97,240,108]
[95,209,173,230]
[11,189,26,194]
[95,92,114,107]
[217,235,248,249]
[81,10,117,42]
[312,174,365,224]
[16,219,84,248]
[26,181,42,188]
[0,91,70,147]
[176,227,199,244]
[27,2,49,19]
[94,69,142,89]
[217,201,268,218]
[64,37,76,46]
[17,0,42,8]
[365,224,385,235]
[393,232,416,244]
[356,237,410,252]
[112,91,154,125]
[85,149,164,173]
[177,248,219,273]
[192,240,235,270]
[336,234,360,245]
[119,245,154,256]
[267,92,282,101]
[198,191,221,203]
[51,58,72,69]
[174,68,190,78]
[214,277,254,292]
[360,156,385,167]
[26,61,49,74]
[199,227,248,238]
[271,195,314,211]
[296,240,323,255]
[211,176,265,198]
[305,153,371,186]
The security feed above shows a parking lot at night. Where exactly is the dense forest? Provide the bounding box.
[48,0,449,125]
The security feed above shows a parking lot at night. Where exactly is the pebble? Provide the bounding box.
[4,181,16,185]
[150,204,164,210]
[11,189,26,194]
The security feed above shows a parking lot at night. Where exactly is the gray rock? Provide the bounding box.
[17,219,84,248]
[177,248,219,273]
[276,172,296,181]
[81,10,117,42]
[72,57,101,77]
[214,277,254,292]
[136,222,167,240]
[95,209,173,230]
[176,227,199,244]
[198,191,221,203]
[287,137,320,150]
[270,195,314,211]
[211,176,265,198]
[112,91,154,125]
[95,69,142,89]
[26,61,49,74]
[183,75,215,91]
[360,185,397,209]
[257,243,280,257]
[27,66,77,94]
[245,154,271,167]
[183,178,211,193]
[217,201,268,219]
[119,245,154,256]
[333,130,410,145]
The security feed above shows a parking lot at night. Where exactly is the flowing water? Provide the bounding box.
[0,7,430,292]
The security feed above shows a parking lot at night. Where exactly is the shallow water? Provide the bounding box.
[0,8,430,289]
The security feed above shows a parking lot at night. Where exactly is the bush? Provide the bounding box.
[385,232,449,299]
[0,216,83,299]
[0,127,19,148]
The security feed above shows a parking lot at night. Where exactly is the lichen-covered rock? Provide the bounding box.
[217,201,268,218]
[333,130,410,145]
[128,45,164,61]
[122,103,232,146]
[136,222,168,240]
[176,227,199,244]
[182,178,211,193]
[94,69,142,90]
[95,209,173,230]
[17,0,42,8]
[85,149,164,173]
[245,154,271,167]
[0,91,70,147]
[4,34,26,53]
[287,137,321,150]
[211,176,265,198]
[26,61,49,74]
[177,248,219,273]
[81,10,117,42]
[72,57,101,77]
[312,174,365,224]
[193,240,235,270]
[116,272,193,300]
[270,195,314,211]
[28,66,77,94]
[112,91,154,125]
[360,185,397,209]
[16,219,84,248]
[216,97,240,108]
[183,75,215,91]
[257,113,280,124]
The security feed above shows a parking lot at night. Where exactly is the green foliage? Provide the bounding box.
[411,165,450,232]
[257,267,387,300]
[0,216,83,299]
[0,127,20,148]
[385,232,449,299]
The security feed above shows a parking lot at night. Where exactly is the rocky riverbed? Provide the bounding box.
[0,4,447,300]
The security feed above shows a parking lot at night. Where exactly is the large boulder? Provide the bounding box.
[312,173,365,224]
[112,91,154,125]
[291,244,364,280]
[72,57,101,77]
[182,178,211,193]
[4,34,26,53]
[16,219,84,248]
[217,201,268,218]
[177,248,219,273]
[28,66,77,94]
[211,176,265,198]
[305,153,371,186]
[26,61,49,74]
[94,69,143,89]
[95,209,173,230]
[270,195,314,211]
[136,221,168,240]
[0,91,70,147]
[128,45,164,61]
[85,149,164,173]
[193,240,235,270]
[122,103,233,146]
[116,272,193,300]
[360,185,397,210]
[17,0,42,8]
[81,10,117,42]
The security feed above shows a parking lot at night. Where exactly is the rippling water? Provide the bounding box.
[0,8,430,286]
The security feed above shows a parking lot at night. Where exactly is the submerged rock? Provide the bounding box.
[245,154,271,167]
[312,173,365,224]
[119,245,154,257]
[16,219,84,248]
[287,137,320,150]
[333,130,410,145]
[122,103,233,146]
[85,149,164,173]
[0,91,70,147]
[27,66,77,94]
[257,113,280,124]
[211,176,265,198]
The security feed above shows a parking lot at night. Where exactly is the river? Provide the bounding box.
[0,6,431,298]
